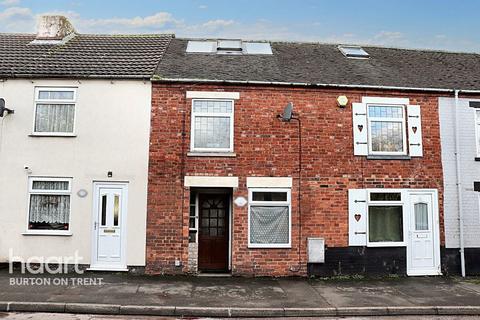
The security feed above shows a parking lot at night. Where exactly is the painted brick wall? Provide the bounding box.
[439,97,480,248]
[146,83,445,276]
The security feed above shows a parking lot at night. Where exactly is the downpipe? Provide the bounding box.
[454,89,466,277]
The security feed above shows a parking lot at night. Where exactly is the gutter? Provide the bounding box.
[1,74,152,81]
[454,89,466,277]
[152,77,480,94]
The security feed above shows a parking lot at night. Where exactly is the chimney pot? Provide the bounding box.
[36,15,75,40]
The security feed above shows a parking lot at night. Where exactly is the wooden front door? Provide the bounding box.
[198,194,229,271]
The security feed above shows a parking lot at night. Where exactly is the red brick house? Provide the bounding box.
[147,39,480,276]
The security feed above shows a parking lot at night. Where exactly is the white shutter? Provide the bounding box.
[352,103,368,155]
[407,105,423,157]
[348,189,367,246]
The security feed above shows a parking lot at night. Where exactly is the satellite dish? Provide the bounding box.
[281,102,294,121]
[0,98,14,117]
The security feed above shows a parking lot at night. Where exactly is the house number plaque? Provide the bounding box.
[234,196,247,207]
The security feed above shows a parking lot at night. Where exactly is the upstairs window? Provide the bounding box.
[367,105,407,155]
[34,87,76,135]
[353,97,423,157]
[476,110,480,156]
[191,99,234,152]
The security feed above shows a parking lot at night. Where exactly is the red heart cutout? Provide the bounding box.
[354,214,361,221]
[358,125,363,132]
[412,126,417,134]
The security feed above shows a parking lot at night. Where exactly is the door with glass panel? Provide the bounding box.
[91,183,127,270]
[198,193,230,271]
[407,193,440,275]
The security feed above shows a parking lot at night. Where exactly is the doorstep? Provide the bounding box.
[86,265,128,272]
[197,272,232,277]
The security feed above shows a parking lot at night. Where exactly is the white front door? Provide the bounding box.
[90,183,128,271]
[407,193,441,276]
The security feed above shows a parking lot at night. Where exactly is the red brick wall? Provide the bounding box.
[146,83,445,276]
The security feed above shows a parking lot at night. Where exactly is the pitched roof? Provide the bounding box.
[0,33,173,79]
[154,38,480,91]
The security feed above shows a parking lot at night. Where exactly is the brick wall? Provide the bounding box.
[146,83,445,276]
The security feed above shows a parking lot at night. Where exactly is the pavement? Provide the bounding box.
[1,314,480,320]
[0,270,480,317]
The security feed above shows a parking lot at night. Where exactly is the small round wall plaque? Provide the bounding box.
[77,189,88,198]
[234,196,247,207]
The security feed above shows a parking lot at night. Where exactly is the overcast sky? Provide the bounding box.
[1,0,479,52]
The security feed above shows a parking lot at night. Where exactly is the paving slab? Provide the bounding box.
[310,279,415,307]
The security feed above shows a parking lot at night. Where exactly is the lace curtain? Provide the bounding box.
[29,181,70,226]
[29,195,70,224]
[35,104,75,133]
[250,206,289,244]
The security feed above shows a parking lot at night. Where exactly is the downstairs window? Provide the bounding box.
[28,177,71,231]
[248,188,291,248]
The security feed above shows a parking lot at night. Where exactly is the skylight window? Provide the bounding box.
[217,40,243,54]
[338,45,369,58]
[186,40,273,55]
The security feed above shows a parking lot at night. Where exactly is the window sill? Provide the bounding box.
[29,134,77,138]
[22,231,72,236]
[187,152,236,157]
[367,155,411,160]
[367,242,406,247]
[248,244,291,249]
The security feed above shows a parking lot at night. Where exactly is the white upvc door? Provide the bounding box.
[407,192,441,276]
[90,182,128,271]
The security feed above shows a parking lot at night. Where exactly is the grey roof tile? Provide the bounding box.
[155,38,480,91]
[0,33,173,79]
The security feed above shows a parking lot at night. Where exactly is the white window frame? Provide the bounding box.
[366,189,406,247]
[189,193,199,243]
[190,99,234,153]
[366,103,408,156]
[25,177,73,235]
[32,87,77,136]
[475,108,480,157]
[248,187,291,248]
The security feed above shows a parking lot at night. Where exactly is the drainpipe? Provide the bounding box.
[454,89,466,277]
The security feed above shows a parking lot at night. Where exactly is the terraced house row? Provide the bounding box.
[0,15,479,277]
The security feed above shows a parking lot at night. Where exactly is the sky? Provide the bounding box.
[1,0,480,52]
